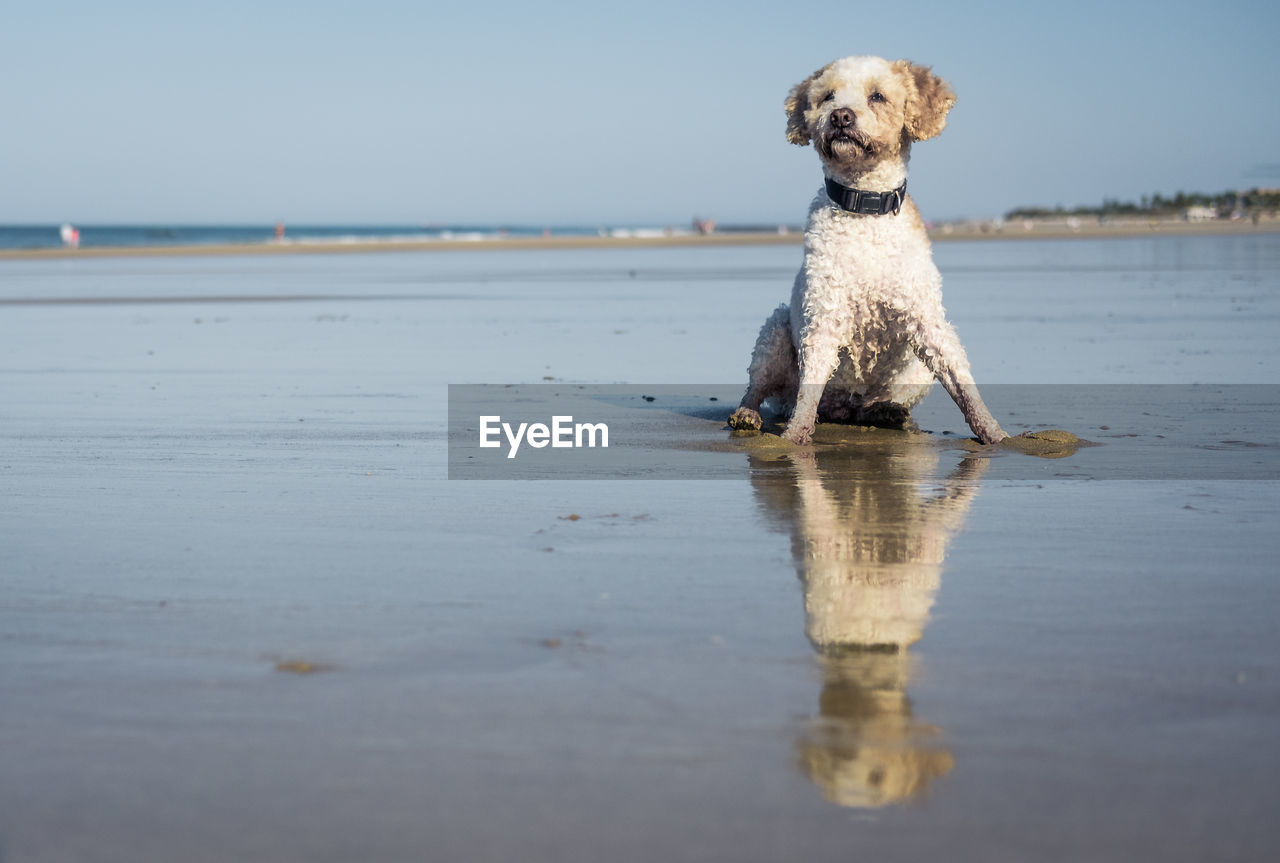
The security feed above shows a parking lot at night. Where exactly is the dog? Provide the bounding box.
[728,56,1007,445]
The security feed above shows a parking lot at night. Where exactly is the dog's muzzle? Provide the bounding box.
[821,115,872,158]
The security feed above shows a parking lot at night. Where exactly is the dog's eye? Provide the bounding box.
[869,91,886,104]
[820,91,835,104]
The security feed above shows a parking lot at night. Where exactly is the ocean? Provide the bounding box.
[0,223,677,251]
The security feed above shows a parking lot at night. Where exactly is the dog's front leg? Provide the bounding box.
[783,334,840,445]
[730,305,795,431]
[909,319,1007,444]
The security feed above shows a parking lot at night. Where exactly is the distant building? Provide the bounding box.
[1185,205,1217,222]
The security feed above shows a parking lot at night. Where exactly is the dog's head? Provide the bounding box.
[785,56,955,170]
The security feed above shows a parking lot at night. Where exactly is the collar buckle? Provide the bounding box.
[854,191,883,215]
[825,177,907,217]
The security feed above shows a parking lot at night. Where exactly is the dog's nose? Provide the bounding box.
[831,107,855,128]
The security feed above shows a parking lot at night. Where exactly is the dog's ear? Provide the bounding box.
[785,64,830,146]
[896,61,955,142]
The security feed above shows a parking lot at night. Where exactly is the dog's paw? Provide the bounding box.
[728,406,763,431]
[977,425,1009,445]
[782,425,813,445]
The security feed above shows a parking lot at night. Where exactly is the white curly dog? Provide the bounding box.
[729,56,1007,445]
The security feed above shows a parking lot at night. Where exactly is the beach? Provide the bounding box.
[2,233,1279,861]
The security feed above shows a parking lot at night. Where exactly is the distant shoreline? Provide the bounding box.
[0,232,798,260]
[931,218,1280,243]
[1,219,1275,261]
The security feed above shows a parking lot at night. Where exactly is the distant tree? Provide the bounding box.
[1002,186,1279,221]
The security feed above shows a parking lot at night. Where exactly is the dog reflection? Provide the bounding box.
[751,444,987,807]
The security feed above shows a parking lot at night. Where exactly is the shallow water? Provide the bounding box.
[2,235,1278,861]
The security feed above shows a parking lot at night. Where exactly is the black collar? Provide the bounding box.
[824,176,907,216]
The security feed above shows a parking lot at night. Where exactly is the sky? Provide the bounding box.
[2,0,1277,225]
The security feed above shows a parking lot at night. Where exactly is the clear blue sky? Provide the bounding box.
[2,0,1276,225]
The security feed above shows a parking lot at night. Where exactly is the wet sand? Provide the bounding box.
[2,236,1278,861]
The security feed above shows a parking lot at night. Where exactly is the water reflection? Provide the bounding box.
[750,443,988,808]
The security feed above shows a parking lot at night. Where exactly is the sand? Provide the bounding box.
[2,235,1278,862]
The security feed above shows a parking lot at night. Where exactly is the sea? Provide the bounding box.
[0,223,684,251]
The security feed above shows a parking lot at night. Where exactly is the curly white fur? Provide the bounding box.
[730,56,1006,445]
